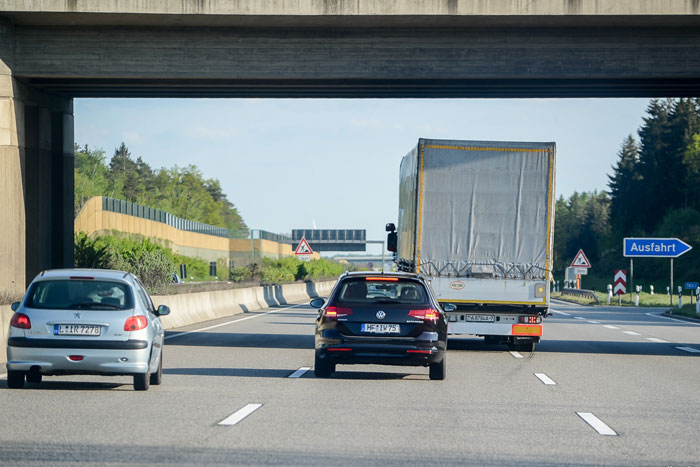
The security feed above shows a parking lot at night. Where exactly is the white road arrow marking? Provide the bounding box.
[646,337,668,343]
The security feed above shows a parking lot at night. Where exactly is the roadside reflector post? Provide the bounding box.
[696,287,700,316]
[607,284,612,305]
[635,285,640,307]
[650,285,654,295]
[678,285,683,308]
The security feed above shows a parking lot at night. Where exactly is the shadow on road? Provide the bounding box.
[2,380,128,391]
[164,367,298,378]
[165,331,314,349]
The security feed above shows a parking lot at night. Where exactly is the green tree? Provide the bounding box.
[74,144,109,214]
[608,135,641,234]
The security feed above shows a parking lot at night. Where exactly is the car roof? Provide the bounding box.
[341,271,423,280]
[33,268,134,282]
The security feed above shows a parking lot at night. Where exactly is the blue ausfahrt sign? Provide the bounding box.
[684,282,699,290]
[623,238,692,258]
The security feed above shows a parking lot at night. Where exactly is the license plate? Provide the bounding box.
[54,324,101,336]
[362,323,400,334]
[465,314,495,322]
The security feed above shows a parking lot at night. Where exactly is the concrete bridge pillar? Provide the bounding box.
[1,17,74,300]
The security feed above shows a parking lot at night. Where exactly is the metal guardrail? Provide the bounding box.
[561,288,600,303]
[102,197,289,242]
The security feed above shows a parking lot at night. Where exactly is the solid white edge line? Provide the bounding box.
[646,337,668,343]
[534,373,556,385]
[576,412,617,436]
[603,325,619,330]
[676,346,700,353]
[509,351,524,359]
[622,331,641,336]
[288,367,311,378]
[218,403,263,426]
[165,303,304,340]
[645,312,700,326]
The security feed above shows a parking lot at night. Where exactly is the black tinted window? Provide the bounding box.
[335,278,428,304]
[25,280,134,310]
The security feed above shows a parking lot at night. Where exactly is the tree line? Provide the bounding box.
[74,142,247,231]
[555,98,700,289]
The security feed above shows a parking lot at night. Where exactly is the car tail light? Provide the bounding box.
[124,316,148,331]
[407,349,432,354]
[328,348,352,352]
[10,312,31,329]
[408,308,439,322]
[68,355,84,361]
[519,315,541,324]
[325,306,353,320]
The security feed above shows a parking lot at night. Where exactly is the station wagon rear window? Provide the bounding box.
[25,280,135,310]
[335,278,428,304]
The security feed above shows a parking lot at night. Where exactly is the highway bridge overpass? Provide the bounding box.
[2,1,700,296]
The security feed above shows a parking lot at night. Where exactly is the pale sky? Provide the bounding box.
[75,98,649,254]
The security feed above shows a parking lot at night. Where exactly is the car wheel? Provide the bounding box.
[314,353,333,378]
[149,350,163,386]
[429,355,446,380]
[133,372,150,391]
[26,370,42,384]
[7,370,25,389]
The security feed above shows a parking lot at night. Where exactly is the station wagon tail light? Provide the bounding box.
[124,316,148,331]
[325,306,353,319]
[408,308,439,321]
[10,312,31,329]
[519,316,541,324]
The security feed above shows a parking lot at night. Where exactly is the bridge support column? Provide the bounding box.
[1,18,74,300]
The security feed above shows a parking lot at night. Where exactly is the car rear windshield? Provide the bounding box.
[334,278,429,305]
[25,280,135,310]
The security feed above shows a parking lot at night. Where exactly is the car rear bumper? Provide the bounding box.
[6,340,151,375]
[316,342,445,366]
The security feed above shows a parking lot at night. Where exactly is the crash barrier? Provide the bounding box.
[0,280,336,365]
[561,288,600,304]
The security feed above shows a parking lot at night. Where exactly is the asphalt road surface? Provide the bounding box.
[2,299,699,466]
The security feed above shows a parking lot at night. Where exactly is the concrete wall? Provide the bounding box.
[1,279,335,365]
[75,196,320,264]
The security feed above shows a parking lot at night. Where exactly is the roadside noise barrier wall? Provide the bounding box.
[0,280,335,365]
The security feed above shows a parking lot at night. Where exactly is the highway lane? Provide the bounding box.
[1,299,699,466]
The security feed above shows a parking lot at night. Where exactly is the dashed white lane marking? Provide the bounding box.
[646,337,668,343]
[218,403,263,426]
[165,304,304,340]
[622,331,641,336]
[509,351,524,359]
[573,317,585,320]
[645,312,700,326]
[534,373,556,385]
[577,412,617,436]
[676,346,700,353]
[603,325,619,330]
[551,310,571,316]
[288,367,311,378]
[587,320,601,324]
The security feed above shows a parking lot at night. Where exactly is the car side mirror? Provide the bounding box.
[310,298,325,308]
[11,301,20,311]
[156,305,170,316]
[442,303,456,312]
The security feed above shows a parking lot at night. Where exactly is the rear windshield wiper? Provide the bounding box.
[68,302,123,310]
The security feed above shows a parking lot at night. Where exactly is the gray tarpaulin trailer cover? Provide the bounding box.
[397,139,555,282]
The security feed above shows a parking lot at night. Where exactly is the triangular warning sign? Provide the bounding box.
[570,249,591,268]
[295,237,314,255]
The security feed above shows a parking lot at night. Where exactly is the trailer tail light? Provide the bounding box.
[124,316,148,331]
[11,312,31,329]
[519,316,541,324]
[325,306,353,320]
[409,308,439,322]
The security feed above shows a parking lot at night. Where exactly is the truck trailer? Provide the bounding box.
[387,138,556,352]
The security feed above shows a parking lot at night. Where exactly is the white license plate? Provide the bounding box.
[465,315,495,322]
[55,324,101,336]
[362,323,400,334]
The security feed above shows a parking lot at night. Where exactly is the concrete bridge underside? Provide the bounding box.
[2,1,700,297]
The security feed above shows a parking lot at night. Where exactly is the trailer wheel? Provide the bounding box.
[484,336,500,345]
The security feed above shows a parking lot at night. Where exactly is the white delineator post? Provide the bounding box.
[607,284,612,305]
[635,285,640,307]
[678,286,683,308]
[696,287,700,316]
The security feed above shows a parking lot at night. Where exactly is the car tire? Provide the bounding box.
[314,353,333,378]
[26,370,42,384]
[149,350,163,386]
[7,370,25,389]
[133,372,150,391]
[429,355,446,380]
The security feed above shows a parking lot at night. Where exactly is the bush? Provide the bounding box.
[74,232,110,268]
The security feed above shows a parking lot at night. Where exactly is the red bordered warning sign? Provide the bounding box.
[295,237,314,255]
[570,249,591,268]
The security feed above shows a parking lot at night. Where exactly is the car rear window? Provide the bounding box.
[334,278,428,304]
[25,280,134,310]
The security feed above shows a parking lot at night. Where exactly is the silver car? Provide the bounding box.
[6,269,169,391]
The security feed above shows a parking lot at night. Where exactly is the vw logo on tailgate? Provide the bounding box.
[376,310,386,320]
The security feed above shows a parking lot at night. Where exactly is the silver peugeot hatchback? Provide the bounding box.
[6,269,170,391]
